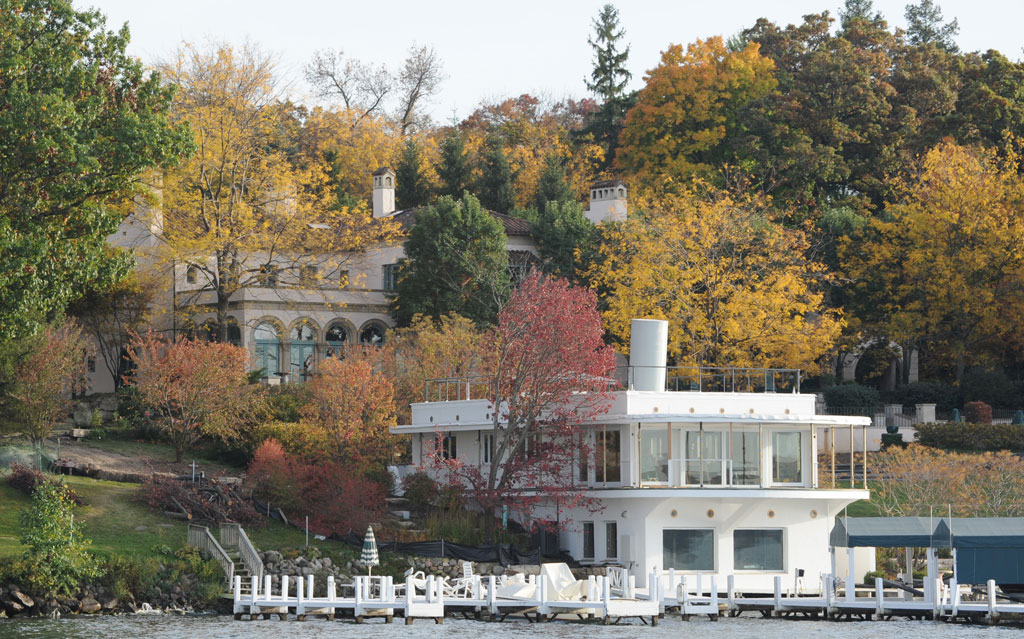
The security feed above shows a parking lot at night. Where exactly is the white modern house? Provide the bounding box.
[394,319,872,594]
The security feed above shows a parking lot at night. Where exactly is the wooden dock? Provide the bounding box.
[231,570,1024,626]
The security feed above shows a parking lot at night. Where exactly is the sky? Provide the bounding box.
[83,0,1024,121]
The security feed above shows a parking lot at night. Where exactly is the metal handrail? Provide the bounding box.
[188,524,234,585]
[422,365,803,401]
[621,365,801,394]
[219,523,265,582]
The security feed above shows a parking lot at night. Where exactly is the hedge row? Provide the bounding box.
[915,422,1024,452]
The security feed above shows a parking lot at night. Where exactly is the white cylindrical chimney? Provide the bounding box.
[630,319,668,391]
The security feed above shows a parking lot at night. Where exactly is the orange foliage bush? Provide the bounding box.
[248,439,385,535]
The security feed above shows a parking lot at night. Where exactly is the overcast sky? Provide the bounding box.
[83,0,1023,121]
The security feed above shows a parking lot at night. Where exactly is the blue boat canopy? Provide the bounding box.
[934,518,1024,548]
[829,517,948,548]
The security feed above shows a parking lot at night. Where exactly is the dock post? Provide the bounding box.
[773,575,783,617]
[669,568,676,600]
[727,575,736,610]
[874,577,884,619]
[845,547,856,603]
[679,577,689,621]
[695,572,703,598]
[710,577,719,621]
[296,573,305,620]
[233,575,242,618]
[250,575,259,617]
[824,573,833,619]
[950,578,959,618]
[487,575,496,618]
[602,574,612,623]
[354,576,363,623]
[627,574,636,599]
[987,579,999,625]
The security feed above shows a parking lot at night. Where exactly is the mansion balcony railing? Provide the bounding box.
[422,366,802,403]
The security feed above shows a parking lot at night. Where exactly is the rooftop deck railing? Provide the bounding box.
[422,366,802,402]
[617,365,801,394]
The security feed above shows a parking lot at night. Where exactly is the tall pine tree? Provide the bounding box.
[477,136,515,214]
[395,137,432,209]
[583,4,633,169]
[436,128,472,198]
[534,155,575,212]
[905,0,959,52]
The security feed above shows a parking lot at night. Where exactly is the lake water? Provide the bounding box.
[1,615,1020,639]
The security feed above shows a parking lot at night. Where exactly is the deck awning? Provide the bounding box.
[934,518,1024,548]
[829,517,948,548]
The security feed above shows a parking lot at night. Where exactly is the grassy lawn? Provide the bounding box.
[0,473,369,565]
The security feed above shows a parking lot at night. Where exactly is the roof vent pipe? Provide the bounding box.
[630,319,668,391]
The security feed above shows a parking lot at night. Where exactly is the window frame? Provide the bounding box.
[662,528,715,573]
[732,528,785,573]
[770,430,805,486]
[382,263,400,291]
[605,521,618,561]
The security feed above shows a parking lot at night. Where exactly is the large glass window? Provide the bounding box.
[325,323,349,358]
[734,529,783,571]
[289,323,316,381]
[482,433,494,464]
[582,522,595,560]
[663,529,714,571]
[438,435,457,460]
[254,323,280,377]
[731,430,761,486]
[772,432,803,484]
[640,425,669,483]
[685,430,724,485]
[360,324,386,346]
[595,428,621,484]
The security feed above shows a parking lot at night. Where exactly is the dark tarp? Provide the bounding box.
[250,496,539,566]
[934,518,1024,548]
[338,531,540,566]
[934,518,1024,586]
[829,517,948,548]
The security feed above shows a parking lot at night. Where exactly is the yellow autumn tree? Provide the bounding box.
[617,37,776,188]
[841,141,1024,382]
[460,96,605,209]
[157,43,400,338]
[590,183,843,369]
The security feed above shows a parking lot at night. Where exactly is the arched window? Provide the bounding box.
[290,322,317,381]
[325,323,350,358]
[186,265,198,284]
[360,323,386,347]
[254,323,280,377]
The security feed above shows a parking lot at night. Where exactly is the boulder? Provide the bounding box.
[79,596,102,614]
[56,595,79,613]
[40,599,60,617]
[2,596,24,617]
[9,590,33,609]
[100,596,119,611]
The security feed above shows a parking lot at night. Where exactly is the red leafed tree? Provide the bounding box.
[429,272,617,539]
[128,332,259,462]
[6,320,90,446]
[301,354,396,473]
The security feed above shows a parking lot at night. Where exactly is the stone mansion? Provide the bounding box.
[87,170,629,394]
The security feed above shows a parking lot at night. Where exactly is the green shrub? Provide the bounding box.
[915,422,1024,451]
[19,479,103,596]
[402,472,438,508]
[99,555,162,600]
[886,381,958,411]
[823,383,880,409]
[265,384,312,423]
[880,433,906,448]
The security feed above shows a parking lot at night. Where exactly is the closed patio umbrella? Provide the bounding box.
[360,525,380,576]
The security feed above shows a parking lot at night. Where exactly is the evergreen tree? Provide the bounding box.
[436,128,472,198]
[533,200,596,285]
[534,155,575,212]
[582,4,634,169]
[395,137,432,209]
[905,0,959,52]
[839,0,882,27]
[477,136,516,214]
[391,194,509,326]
